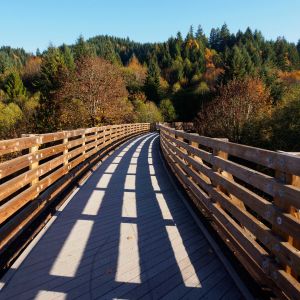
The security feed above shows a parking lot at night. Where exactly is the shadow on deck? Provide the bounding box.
[0,133,244,300]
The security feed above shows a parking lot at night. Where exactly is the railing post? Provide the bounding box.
[94,128,98,152]
[107,126,112,145]
[103,127,106,146]
[22,134,40,186]
[175,130,186,153]
[82,132,86,156]
[63,136,68,167]
[273,152,300,275]
[188,134,211,185]
[187,134,198,178]
[29,143,39,186]
[212,139,229,197]
[212,138,247,212]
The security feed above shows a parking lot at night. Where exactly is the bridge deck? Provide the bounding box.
[0,133,245,300]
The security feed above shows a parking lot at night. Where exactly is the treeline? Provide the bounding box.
[1,24,300,150]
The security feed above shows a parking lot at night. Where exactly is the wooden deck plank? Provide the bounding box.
[0,133,246,300]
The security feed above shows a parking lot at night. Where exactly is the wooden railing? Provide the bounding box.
[159,124,300,300]
[0,123,150,260]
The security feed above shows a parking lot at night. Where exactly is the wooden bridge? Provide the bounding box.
[0,123,299,299]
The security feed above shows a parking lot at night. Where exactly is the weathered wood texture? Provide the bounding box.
[158,124,300,300]
[0,123,150,256]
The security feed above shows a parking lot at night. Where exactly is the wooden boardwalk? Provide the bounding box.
[0,133,247,300]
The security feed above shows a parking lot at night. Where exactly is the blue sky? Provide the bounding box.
[1,0,299,52]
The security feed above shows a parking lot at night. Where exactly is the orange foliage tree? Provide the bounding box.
[203,48,224,90]
[57,57,131,127]
[195,77,271,142]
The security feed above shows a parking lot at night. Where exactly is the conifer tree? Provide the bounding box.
[61,44,75,70]
[73,35,96,61]
[144,59,161,103]
[195,25,208,46]
[4,72,27,100]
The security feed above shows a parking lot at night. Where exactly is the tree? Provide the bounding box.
[195,25,208,46]
[60,44,75,70]
[195,77,271,142]
[144,59,161,103]
[220,23,231,51]
[268,84,300,150]
[125,54,147,90]
[58,56,129,126]
[209,28,221,51]
[159,98,176,121]
[134,99,163,123]
[241,84,300,151]
[0,102,23,138]
[22,56,42,91]
[4,72,27,100]
[36,46,68,131]
[73,35,96,61]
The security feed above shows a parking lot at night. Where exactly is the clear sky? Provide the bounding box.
[1,0,299,53]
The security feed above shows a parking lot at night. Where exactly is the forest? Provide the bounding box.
[0,24,300,151]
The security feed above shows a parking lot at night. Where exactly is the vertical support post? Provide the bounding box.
[82,132,86,156]
[175,130,186,154]
[212,138,247,211]
[108,126,112,145]
[102,127,106,146]
[22,134,40,187]
[187,136,198,178]
[95,128,99,152]
[29,143,39,186]
[63,136,68,167]
[274,152,300,276]
[188,134,211,185]
[212,139,229,196]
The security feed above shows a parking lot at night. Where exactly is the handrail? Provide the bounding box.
[0,123,150,258]
[158,124,300,300]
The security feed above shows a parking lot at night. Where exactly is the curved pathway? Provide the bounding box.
[0,133,245,300]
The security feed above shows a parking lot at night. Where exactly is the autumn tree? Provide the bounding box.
[122,54,147,95]
[58,57,130,126]
[195,77,271,142]
[22,56,42,91]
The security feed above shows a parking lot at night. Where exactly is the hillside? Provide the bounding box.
[0,24,300,150]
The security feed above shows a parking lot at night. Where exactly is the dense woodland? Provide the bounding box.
[1,24,300,150]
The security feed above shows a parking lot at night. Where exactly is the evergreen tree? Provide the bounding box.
[228,45,246,79]
[274,37,292,70]
[144,59,161,103]
[159,98,176,121]
[36,46,67,131]
[186,25,194,40]
[4,72,27,100]
[209,28,221,51]
[220,23,231,51]
[241,47,255,76]
[60,44,75,70]
[73,35,96,61]
[195,25,208,46]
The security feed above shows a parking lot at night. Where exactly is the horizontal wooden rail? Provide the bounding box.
[0,123,150,259]
[158,124,300,300]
